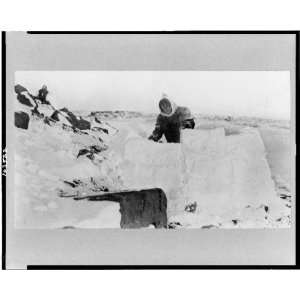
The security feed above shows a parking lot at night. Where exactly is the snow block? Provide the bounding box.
[181,127,226,156]
[15,111,30,129]
[177,128,284,224]
[121,138,183,208]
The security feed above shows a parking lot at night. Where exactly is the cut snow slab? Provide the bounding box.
[121,138,183,208]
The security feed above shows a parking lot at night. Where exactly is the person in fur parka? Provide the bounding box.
[148,95,195,143]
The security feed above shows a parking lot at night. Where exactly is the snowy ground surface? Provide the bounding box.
[15,109,292,229]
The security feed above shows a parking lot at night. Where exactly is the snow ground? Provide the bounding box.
[15,119,122,228]
[14,114,291,229]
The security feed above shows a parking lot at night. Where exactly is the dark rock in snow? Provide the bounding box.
[232,219,239,225]
[15,84,28,94]
[91,145,106,152]
[63,180,77,188]
[77,148,90,158]
[15,84,36,107]
[43,116,56,126]
[63,179,85,188]
[168,222,182,229]
[61,123,78,133]
[17,93,35,107]
[184,202,197,213]
[73,179,84,186]
[94,116,102,124]
[279,193,291,200]
[77,118,91,131]
[14,85,103,141]
[50,110,60,121]
[61,226,76,230]
[95,186,109,192]
[92,127,109,134]
[15,111,30,129]
[202,224,218,229]
[77,144,108,160]
[60,107,91,130]
[31,106,44,118]
[90,187,106,192]
[61,123,88,135]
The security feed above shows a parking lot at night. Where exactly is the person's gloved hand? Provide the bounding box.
[148,135,161,143]
[182,119,195,129]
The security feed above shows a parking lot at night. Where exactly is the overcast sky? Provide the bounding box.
[15,71,290,119]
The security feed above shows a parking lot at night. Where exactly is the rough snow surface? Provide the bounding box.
[15,119,122,228]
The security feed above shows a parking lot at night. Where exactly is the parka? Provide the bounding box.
[148,97,195,143]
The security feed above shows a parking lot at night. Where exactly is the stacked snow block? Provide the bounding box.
[180,128,285,223]
[121,138,183,214]
[180,128,229,214]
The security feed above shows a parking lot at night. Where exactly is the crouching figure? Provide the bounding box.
[37,85,50,104]
[148,95,195,143]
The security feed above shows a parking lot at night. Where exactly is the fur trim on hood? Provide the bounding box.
[159,97,177,117]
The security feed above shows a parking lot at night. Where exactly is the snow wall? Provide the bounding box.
[121,128,286,227]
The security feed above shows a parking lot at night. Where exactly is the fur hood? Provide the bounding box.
[159,96,177,117]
